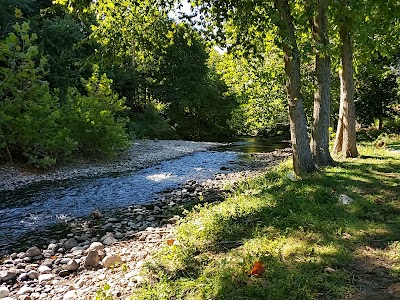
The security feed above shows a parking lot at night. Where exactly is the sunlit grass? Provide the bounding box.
[131,143,400,300]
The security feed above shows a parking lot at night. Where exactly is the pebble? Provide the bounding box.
[37,266,51,274]
[65,260,79,271]
[38,274,54,283]
[0,286,10,298]
[27,270,39,280]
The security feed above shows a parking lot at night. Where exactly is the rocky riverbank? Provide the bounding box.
[0,143,291,300]
[0,140,220,192]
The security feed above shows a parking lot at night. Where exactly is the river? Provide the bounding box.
[0,137,289,255]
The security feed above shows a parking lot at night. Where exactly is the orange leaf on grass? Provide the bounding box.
[167,239,175,246]
[250,260,265,276]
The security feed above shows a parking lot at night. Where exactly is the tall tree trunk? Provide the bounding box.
[275,0,316,176]
[309,0,335,166]
[334,24,358,157]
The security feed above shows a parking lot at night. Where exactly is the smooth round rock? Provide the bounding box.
[0,286,10,298]
[63,238,78,250]
[89,242,104,251]
[65,259,79,271]
[27,270,40,280]
[38,265,51,274]
[38,273,54,283]
[26,246,42,258]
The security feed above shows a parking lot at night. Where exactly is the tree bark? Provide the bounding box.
[275,0,316,176]
[334,24,358,157]
[309,0,335,166]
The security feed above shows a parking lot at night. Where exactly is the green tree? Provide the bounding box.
[0,22,75,166]
[355,58,399,130]
[63,66,129,158]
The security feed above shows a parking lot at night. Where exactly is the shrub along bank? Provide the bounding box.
[131,141,400,299]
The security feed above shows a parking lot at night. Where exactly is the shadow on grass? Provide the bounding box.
[146,155,400,300]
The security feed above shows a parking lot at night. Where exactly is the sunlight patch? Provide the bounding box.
[146,172,174,182]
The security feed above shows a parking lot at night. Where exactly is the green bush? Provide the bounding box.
[63,66,129,158]
[0,22,75,167]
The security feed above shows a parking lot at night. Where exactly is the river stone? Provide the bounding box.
[103,236,117,246]
[0,269,17,282]
[38,265,51,274]
[18,273,29,281]
[27,270,40,280]
[65,259,79,271]
[103,223,113,232]
[31,292,40,299]
[47,243,58,251]
[59,258,71,264]
[42,259,54,267]
[63,238,78,250]
[89,242,104,251]
[58,270,70,277]
[114,232,123,239]
[25,264,38,270]
[70,246,84,252]
[32,255,43,261]
[26,246,41,257]
[63,290,77,300]
[0,286,10,298]
[339,194,353,205]
[102,254,122,269]
[84,250,100,269]
[38,273,54,283]
[17,285,33,295]
[18,295,33,300]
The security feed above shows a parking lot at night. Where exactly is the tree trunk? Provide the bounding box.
[334,24,358,157]
[309,0,335,166]
[275,0,316,176]
[378,116,383,130]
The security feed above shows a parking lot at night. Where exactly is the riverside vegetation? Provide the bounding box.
[131,137,400,300]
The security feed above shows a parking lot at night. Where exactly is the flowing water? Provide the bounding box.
[0,138,289,253]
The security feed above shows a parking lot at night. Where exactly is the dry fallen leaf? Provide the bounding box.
[250,260,265,276]
[167,239,175,246]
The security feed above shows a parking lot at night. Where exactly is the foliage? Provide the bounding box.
[128,101,177,140]
[355,57,400,128]
[210,49,287,136]
[0,22,75,167]
[37,13,93,96]
[63,66,129,158]
[132,144,400,299]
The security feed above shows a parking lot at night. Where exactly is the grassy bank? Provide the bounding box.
[132,142,400,300]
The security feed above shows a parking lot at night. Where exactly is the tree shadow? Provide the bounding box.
[174,157,400,299]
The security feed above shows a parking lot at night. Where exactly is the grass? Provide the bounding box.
[131,143,400,300]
